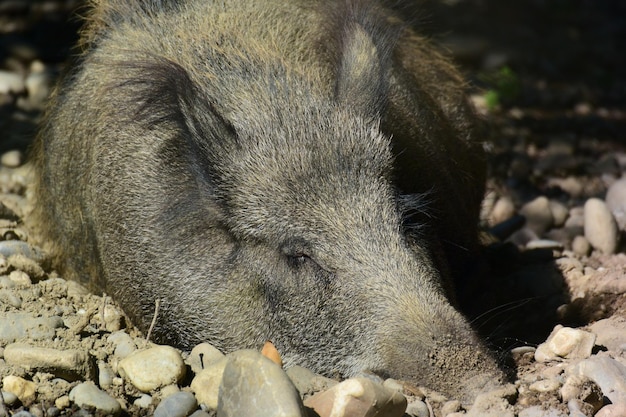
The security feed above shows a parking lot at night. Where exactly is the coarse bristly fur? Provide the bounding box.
[29,0,503,403]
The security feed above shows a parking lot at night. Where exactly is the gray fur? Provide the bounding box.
[30,0,502,400]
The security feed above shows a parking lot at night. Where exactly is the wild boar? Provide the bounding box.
[30,0,503,400]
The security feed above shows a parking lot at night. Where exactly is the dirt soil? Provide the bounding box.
[0,1,625,416]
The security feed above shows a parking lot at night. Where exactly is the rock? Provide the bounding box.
[584,198,619,254]
[441,400,462,416]
[69,382,121,416]
[101,303,124,332]
[466,384,517,417]
[525,239,563,250]
[529,379,560,393]
[0,150,23,168]
[118,345,186,392]
[0,70,24,94]
[4,343,95,381]
[190,356,229,410]
[0,289,21,308]
[186,343,225,374]
[0,241,46,263]
[489,196,516,226]
[133,394,153,408]
[571,235,591,256]
[304,377,407,417]
[1,390,18,406]
[189,411,212,417]
[596,403,626,417]
[154,391,198,417]
[0,313,64,343]
[405,400,429,417]
[535,326,596,361]
[285,365,337,397]
[98,361,115,389]
[518,406,567,417]
[2,376,36,405]
[605,177,626,230]
[108,331,137,359]
[560,375,603,412]
[568,355,626,405]
[218,350,306,417]
[520,196,554,235]
[588,316,626,352]
[549,200,569,227]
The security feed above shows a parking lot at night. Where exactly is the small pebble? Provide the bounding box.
[1,390,18,405]
[0,150,23,168]
[584,198,619,254]
[0,70,25,94]
[520,196,554,235]
[186,342,225,374]
[518,405,567,417]
[2,375,37,404]
[118,345,186,392]
[133,394,153,408]
[549,200,569,227]
[525,239,563,250]
[529,379,561,393]
[605,177,626,230]
[0,289,22,308]
[154,391,197,417]
[69,382,121,416]
[405,400,429,417]
[98,361,115,389]
[490,196,516,226]
[108,331,137,359]
[571,235,591,256]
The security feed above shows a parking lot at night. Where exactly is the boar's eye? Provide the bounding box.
[281,239,315,269]
[286,252,310,268]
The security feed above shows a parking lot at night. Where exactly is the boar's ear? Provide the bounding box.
[334,20,391,119]
[118,57,237,165]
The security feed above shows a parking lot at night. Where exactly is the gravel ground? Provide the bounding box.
[0,1,625,416]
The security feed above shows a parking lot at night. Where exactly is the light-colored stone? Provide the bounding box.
[549,200,569,227]
[571,235,591,256]
[0,313,64,343]
[118,345,185,392]
[490,196,516,226]
[520,196,554,235]
[0,70,24,94]
[568,355,626,405]
[304,377,407,417]
[605,177,626,230]
[218,350,306,417]
[186,342,225,374]
[2,376,36,405]
[0,150,23,168]
[529,379,560,393]
[286,365,337,397]
[584,198,619,254]
[536,326,596,361]
[190,356,228,409]
[154,391,197,417]
[69,382,121,416]
[547,327,596,358]
[4,343,95,381]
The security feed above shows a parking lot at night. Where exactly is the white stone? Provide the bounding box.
[118,345,185,392]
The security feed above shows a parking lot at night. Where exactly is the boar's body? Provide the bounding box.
[31,0,501,400]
